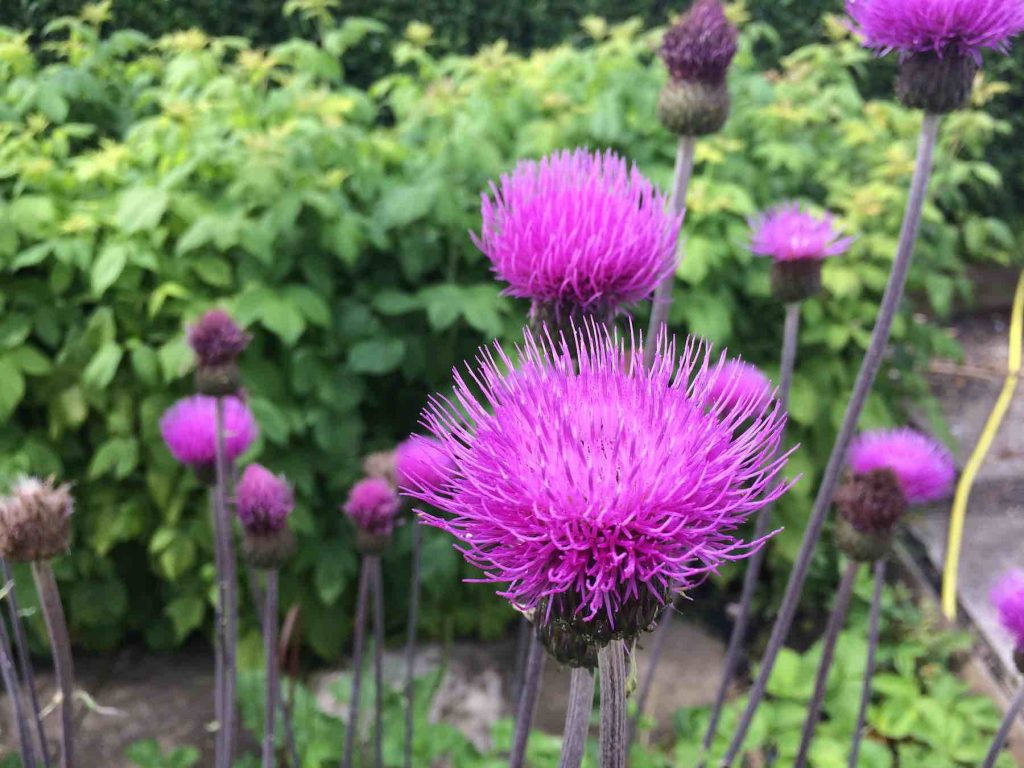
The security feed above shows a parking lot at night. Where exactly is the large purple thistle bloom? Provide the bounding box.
[472,149,682,314]
[848,428,955,504]
[750,203,854,263]
[847,0,1024,62]
[406,323,793,627]
[159,395,258,469]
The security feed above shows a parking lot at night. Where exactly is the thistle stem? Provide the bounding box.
[512,615,531,705]
[213,398,239,766]
[849,558,885,768]
[262,569,279,768]
[404,520,422,768]
[793,560,859,768]
[982,684,1024,768]
[0,590,36,767]
[509,632,545,768]
[32,561,75,768]
[559,667,596,768]
[598,640,627,768]
[643,135,696,368]
[372,557,385,768]
[341,555,373,768]
[629,600,675,746]
[720,112,941,766]
[208,489,227,768]
[699,302,801,763]
[3,558,50,767]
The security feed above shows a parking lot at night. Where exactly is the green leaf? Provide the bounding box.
[165,596,204,641]
[0,315,31,349]
[192,256,233,287]
[9,345,52,376]
[116,187,169,234]
[88,437,139,479]
[91,242,129,296]
[348,339,405,374]
[0,364,26,419]
[377,181,437,229]
[9,196,56,238]
[314,555,348,605]
[83,342,123,390]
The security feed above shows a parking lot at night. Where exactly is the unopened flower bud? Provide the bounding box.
[0,477,74,562]
[897,50,978,114]
[343,478,400,555]
[656,80,731,137]
[188,310,250,396]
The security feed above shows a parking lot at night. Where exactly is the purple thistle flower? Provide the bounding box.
[187,309,250,367]
[750,203,854,263]
[236,464,293,534]
[707,359,774,415]
[396,436,454,496]
[406,322,793,629]
[472,149,683,315]
[661,0,739,84]
[344,478,401,536]
[847,0,1024,62]
[992,569,1024,652]
[848,428,955,504]
[159,395,258,470]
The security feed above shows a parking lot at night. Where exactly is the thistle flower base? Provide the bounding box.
[529,300,617,340]
[834,516,891,563]
[356,529,392,556]
[242,528,295,570]
[771,259,823,303]
[539,588,667,653]
[195,362,242,397]
[657,80,730,137]
[835,468,907,534]
[535,615,598,670]
[898,50,977,114]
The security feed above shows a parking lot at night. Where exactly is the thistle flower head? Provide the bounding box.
[848,428,955,504]
[992,569,1024,653]
[0,476,74,562]
[159,395,258,470]
[407,322,792,638]
[661,0,739,84]
[236,464,293,534]
[707,359,773,415]
[750,203,854,263]
[187,309,250,367]
[472,149,682,316]
[846,0,1024,62]
[343,478,401,536]
[396,436,454,496]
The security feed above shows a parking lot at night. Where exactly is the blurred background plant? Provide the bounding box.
[0,1,1015,662]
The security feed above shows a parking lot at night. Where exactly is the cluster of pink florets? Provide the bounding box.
[344,478,401,536]
[750,203,854,263]
[707,359,774,415]
[992,570,1024,652]
[236,464,294,534]
[847,428,956,504]
[159,395,258,469]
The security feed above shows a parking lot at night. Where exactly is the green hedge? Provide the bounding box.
[0,9,1013,658]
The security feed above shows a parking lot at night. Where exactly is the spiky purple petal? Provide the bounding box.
[344,478,401,536]
[992,569,1024,652]
[661,0,739,84]
[707,360,774,415]
[750,203,854,263]
[396,436,454,496]
[159,395,258,469]
[187,309,250,367]
[848,428,955,504]
[236,464,293,534]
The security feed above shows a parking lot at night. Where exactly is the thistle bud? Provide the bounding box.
[187,310,250,396]
[0,477,74,562]
[236,464,295,570]
[343,478,400,556]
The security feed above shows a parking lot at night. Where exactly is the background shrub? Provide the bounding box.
[0,6,1013,658]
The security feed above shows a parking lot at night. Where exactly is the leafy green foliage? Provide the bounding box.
[0,7,1011,655]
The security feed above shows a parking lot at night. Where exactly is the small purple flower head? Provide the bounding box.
[992,569,1024,653]
[159,395,258,470]
[396,436,454,496]
[187,309,250,367]
[848,428,955,504]
[846,0,1024,62]
[707,360,774,416]
[343,478,401,536]
[472,149,682,316]
[661,0,739,84]
[750,203,854,263]
[407,322,792,640]
[236,464,293,534]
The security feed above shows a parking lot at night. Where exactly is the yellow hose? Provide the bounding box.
[941,269,1024,620]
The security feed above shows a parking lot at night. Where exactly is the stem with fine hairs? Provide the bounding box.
[213,398,239,766]
[33,560,75,768]
[3,558,50,767]
[372,557,385,768]
[404,519,422,768]
[643,135,696,369]
[793,560,859,768]
[509,632,545,768]
[261,569,279,768]
[598,640,627,768]
[698,301,801,763]
[341,555,373,768]
[721,112,942,766]
[982,683,1024,768]
[558,667,595,768]
[849,558,885,768]
[0,592,36,767]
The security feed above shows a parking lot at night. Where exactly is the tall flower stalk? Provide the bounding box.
[0,585,36,767]
[849,558,885,768]
[341,477,400,768]
[599,641,628,768]
[984,569,1024,767]
[559,667,596,768]
[699,204,853,760]
[0,477,75,768]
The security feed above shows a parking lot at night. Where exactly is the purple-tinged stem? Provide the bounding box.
[558,667,595,768]
[698,301,801,763]
[512,615,531,706]
[793,561,859,768]
[849,558,885,768]
[404,520,422,768]
[3,558,50,767]
[32,561,74,768]
[643,135,696,369]
[372,557,385,768]
[509,631,545,768]
[262,569,279,768]
[629,601,675,746]
[0,586,36,767]
[213,398,239,765]
[341,556,373,768]
[599,640,627,768]
[208,489,227,768]
[720,112,941,766]
[982,683,1024,768]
